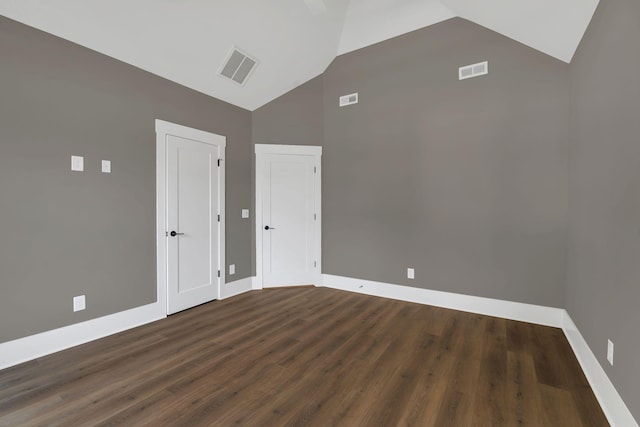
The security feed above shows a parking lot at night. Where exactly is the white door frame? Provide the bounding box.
[156,119,226,314]
[254,144,322,290]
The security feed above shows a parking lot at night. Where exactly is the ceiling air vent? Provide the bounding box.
[219,48,258,86]
[339,92,358,107]
[458,61,488,80]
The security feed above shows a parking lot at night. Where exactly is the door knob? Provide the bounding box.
[264,226,276,230]
[170,231,185,237]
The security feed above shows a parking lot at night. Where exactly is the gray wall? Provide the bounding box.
[0,16,252,343]
[251,75,325,275]
[6,8,639,419]
[567,0,640,418]
[323,19,569,307]
[254,18,570,307]
[252,75,324,147]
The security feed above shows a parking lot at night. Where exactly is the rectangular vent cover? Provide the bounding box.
[219,48,258,85]
[458,61,488,80]
[339,92,358,107]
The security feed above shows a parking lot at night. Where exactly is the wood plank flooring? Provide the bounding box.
[0,287,608,426]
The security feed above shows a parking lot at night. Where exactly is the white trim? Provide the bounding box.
[156,123,169,315]
[0,303,165,370]
[155,120,227,147]
[156,119,226,313]
[255,150,263,290]
[314,157,322,286]
[220,277,254,299]
[218,146,226,300]
[1,273,635,426]
[320,273,638,427]
[320,274,564,327]
[254,144,322,290]
[562,313,638,427]
[0,276,254,370]
[255,144,322,156]
[0,275,255,370]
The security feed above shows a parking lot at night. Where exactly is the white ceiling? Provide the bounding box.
[338,0,456,55]
[0,0,599,111]
[444,0,600,63]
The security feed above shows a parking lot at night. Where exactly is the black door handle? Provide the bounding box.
[264,226,276,230]
[170,231,185,237]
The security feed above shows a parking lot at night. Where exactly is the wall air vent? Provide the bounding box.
[219,47,258,86]
[339,92,358,107]
[458,61,488,80]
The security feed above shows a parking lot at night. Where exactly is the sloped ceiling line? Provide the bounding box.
[0,0,600,110]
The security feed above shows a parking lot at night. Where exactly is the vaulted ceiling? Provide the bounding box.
[0,0,599,111]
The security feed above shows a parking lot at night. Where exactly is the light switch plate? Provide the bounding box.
[229,264,236,275]
[73,295,86,312]
[242,209,250,219]
[101,160,111,173]
[407,268,415,279]
[71,156,84,172]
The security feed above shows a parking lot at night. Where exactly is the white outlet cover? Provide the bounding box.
[73,295,86,312]
[242,209,250,219]
[101,160,111,173]
[71,156,84,172]
[407,268,415,279]
[229,264,236,275]
[607,339,614,366]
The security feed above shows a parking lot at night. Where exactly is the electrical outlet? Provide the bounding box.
[407,268,415,279]
[73,295,86,312]
[229,264,236,275]
[607,339,614,366]
[241,209,250,219]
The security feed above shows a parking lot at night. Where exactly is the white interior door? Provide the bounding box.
[256,145,321,288]
[156,120,225,315]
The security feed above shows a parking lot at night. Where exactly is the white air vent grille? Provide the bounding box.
[219,48,258,85]
[458,61,488,80]
[339,92,358,107]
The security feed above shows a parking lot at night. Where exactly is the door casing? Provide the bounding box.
[156,119,226,315]
[255,144,322,289]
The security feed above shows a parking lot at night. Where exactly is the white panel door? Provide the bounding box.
[166,134,222,314]
[261,152,318,287]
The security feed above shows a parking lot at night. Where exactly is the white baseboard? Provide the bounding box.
[0,302,165,371]
[320,273,637,427]
[562,313,638,427]
[0,277,257,370]
[2,274,635,426]
[221,276,254,299]
[320,274,564,327]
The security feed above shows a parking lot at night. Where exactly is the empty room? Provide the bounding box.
[0,0,638,425]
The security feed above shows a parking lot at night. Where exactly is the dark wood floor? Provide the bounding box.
[0,287,608,426]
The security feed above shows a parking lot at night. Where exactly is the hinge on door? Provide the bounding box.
[314,166,317,174]
[218,159,221,167]
[218,214,221,222]
[314,213,317,220]
[218,270,221,277]
[314,261,317,268]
